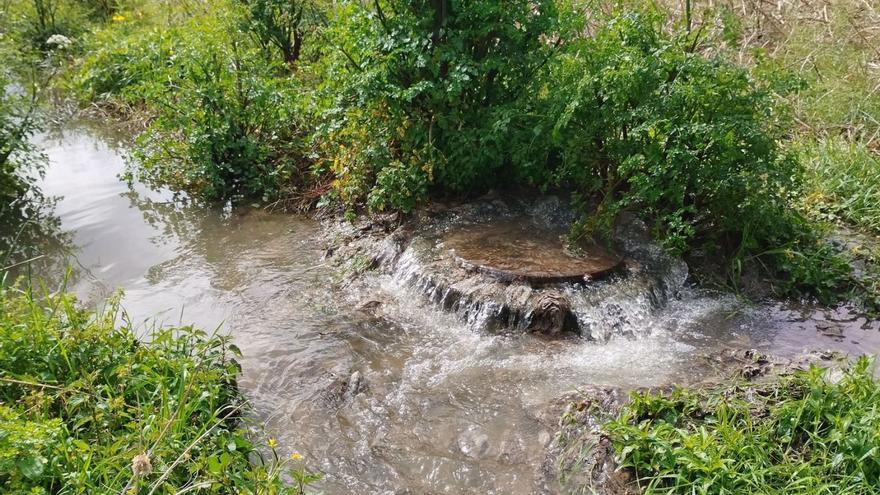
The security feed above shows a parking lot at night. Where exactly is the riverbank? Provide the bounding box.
[547,351,880,495]
[0,281,319,493]
[5,0,878,309]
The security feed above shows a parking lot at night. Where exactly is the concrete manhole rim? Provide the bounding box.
[441,217,625,285]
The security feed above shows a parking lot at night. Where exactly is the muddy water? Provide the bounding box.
[26,124,880,494]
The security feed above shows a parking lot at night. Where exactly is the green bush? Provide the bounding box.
[520,10,800,255]
[238,0,314,66]
[318,4,846,296]
[1,0,92,51]
[130,38,311,201]
[74,9,314,201]
[318,0,562,210]
[0,282,318,494]
[73,22,177,103]
[606,357,880,494]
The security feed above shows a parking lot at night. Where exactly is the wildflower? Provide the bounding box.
[267,438,277,449]
[290,452,302,461]
[112,14,126,22]
[46,34,72,49]
[131,453,152,477]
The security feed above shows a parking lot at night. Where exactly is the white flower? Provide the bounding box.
[46,34,72,49]
[131,453,152,477]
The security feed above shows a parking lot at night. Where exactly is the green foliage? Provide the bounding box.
[130,37,311,201]
[318,0,562,210]
[239,0,312,66]
[606,357,880,494]
[799,138,880,234]
[1,0,93,50]
[524,9,798,257]
[0,282,319,494]
[47,0,880,303]
[74,8,314,201]
[72,19,176,102]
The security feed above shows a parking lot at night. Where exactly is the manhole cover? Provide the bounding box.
[443,217,622,284]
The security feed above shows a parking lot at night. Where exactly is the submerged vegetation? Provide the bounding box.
[1,0,878,307]
[0,279,318,494]
[606,357,880,494]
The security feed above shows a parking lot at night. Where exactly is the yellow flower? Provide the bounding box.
[290,452,302,461]
[111,14,126,22]
[267,438,277,449]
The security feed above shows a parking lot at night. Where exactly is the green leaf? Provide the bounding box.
[17,456,46,480]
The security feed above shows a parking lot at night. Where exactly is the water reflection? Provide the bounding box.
[1,188,71,277]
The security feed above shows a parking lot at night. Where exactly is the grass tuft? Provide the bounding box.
[0,280,319,494]
[606,357,880,494]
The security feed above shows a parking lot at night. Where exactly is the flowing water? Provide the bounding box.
[20,123,880,494]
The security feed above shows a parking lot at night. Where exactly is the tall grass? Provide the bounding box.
[0,279,318,494]
[605,357,880,494]
[714,0,880,234]
[799,138,880,233]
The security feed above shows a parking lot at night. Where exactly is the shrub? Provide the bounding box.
[72,22,178,103]
[1,0,92,50]
[238,0,315,66]
[74,9,314,201]
[318,0,562,210]
[519,9,800,256]
[130,38,311,201]
[605,357,880,494]
[0,281,319,494]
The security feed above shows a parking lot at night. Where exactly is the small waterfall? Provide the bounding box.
[338,196,693,342]
[380,233,689,341]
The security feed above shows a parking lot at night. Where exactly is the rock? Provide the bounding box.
[324,196,686,339]
[527,290,575,335]
[357,299,384,312]
[457,425,490,459]
[345,370,366,398]
[539,388,638,495]
[320,369,368,409]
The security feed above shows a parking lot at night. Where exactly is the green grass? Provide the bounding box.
[799,138,880,234]
[0,279,319,494]
[605,357,880,494]
[765,0,880,236]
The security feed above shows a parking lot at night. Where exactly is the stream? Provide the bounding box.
[21,122,880,494]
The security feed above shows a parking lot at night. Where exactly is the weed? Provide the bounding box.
[606,357,880,494]
[0,280,320,493]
